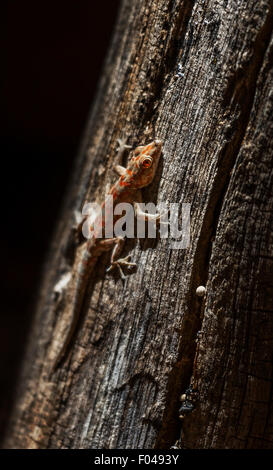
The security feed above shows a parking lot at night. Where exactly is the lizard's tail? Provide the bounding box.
[50,252,98,375]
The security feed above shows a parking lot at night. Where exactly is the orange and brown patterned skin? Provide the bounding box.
[52,140,163,372]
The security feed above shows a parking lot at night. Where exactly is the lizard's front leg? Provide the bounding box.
[134,201,169,224]
[116,137,132,166]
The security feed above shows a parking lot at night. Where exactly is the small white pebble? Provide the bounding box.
[196,286,207,297]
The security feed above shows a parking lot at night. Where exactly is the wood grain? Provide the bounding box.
[4,0,273,448]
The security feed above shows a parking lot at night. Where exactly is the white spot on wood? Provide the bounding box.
[98,164,105,176]
[196,285,207,297]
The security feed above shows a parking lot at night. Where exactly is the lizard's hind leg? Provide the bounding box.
[105,236,136,280]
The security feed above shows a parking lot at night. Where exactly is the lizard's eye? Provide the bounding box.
[142,156,153,168]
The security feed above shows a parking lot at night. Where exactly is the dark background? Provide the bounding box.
[1,0,120,442]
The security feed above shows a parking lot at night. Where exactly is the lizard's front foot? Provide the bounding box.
[116,137,132,154]
[116,137,132,166]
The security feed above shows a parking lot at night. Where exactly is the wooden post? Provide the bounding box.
[4,0,273,449]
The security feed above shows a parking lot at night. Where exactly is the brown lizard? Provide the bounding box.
[51,139,163,372]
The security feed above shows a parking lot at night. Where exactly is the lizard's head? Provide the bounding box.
[128,139,162,188]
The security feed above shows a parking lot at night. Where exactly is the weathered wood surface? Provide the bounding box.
[4,0,273,449]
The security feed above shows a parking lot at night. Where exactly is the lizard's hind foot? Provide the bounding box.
[106,255,136,280]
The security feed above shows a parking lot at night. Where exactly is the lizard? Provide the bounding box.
[51,139,163,373]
